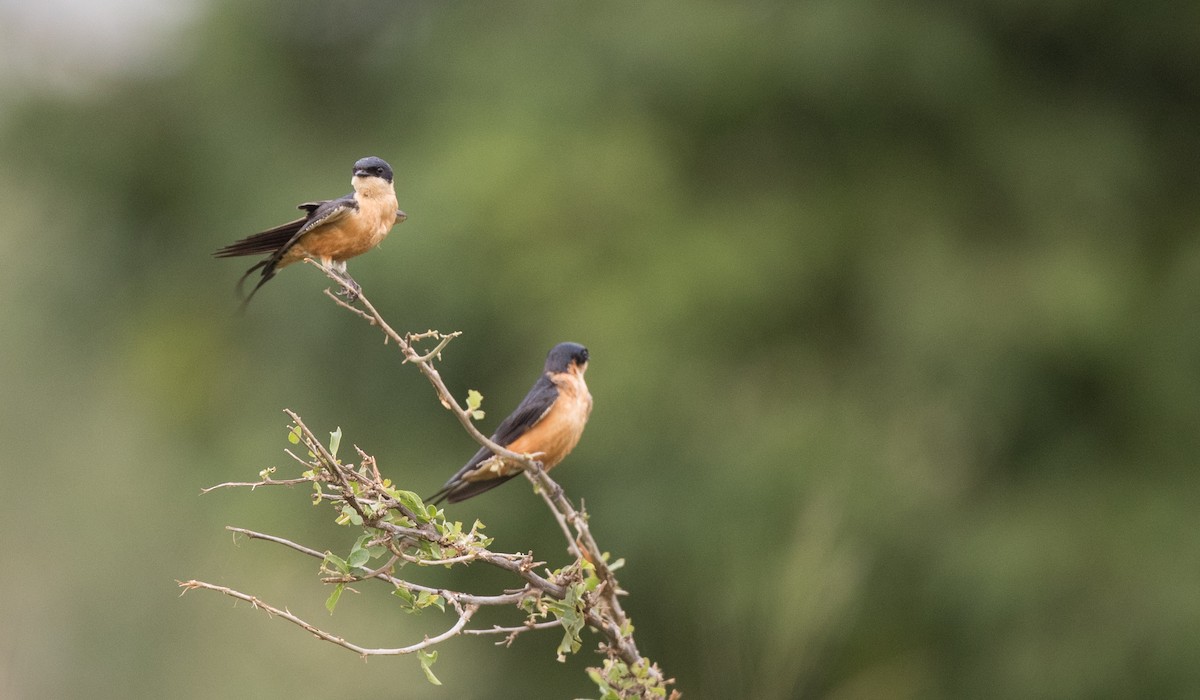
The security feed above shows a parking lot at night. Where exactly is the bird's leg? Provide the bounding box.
[525,455,564,500]
[337,276,362,302]
[327,260,361,302]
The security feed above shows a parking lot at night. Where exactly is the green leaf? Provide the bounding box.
[581,559,600,591]
[325,583,344,614]
[416,591,445,610]
[587,666,623,700]
[393,490,427,518]
[550,583,586,661]
[466,390,485,420]
[322,552,349,574]
[417,540,440,560]
[418,649,442,686]
[328,427,342,459]
[557,619,583,661]
[392,586,415,607]
[337,505,363,526]
[347,546,370,569]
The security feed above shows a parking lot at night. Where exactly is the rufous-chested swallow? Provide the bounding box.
[213,156,405,305]
[430,342,593,504]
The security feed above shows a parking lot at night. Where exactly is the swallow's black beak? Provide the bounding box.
[354,168,371,178]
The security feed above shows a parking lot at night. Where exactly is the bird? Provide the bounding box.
[429,342,593,504]
[213,156,406,305]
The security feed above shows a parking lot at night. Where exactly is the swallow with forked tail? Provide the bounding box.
[430,343,593,504]
[213,156,405,305]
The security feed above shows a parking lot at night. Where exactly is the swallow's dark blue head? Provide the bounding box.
[545,342,589,374]
[353,156,394,183]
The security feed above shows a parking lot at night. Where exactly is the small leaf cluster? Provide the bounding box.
[587,657,675,700]
[292,422,495,577]
[465,389,486,421]
[245,415,668,695]
[283,421,504,684]
[521,559,604,662]
[320,532,390,613]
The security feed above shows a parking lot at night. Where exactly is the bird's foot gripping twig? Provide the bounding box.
[333,273,362,302]
[305,258,362,302]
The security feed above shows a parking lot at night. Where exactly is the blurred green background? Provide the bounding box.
[3,1,1199,698]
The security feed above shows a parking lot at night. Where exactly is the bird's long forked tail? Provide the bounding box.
[212,217,306,259]
[232,258,278,309]
[214,218,306,308]
[428,473,518,505]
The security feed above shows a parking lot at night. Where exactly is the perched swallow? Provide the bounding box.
[213,156,406,305]
[430,342,593,504]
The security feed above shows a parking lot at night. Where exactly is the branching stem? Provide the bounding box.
[187,264,675,697]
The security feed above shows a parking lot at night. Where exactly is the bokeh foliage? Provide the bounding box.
[2,1,1199,698]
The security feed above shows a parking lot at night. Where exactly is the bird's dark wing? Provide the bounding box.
[290,194,356,241]
[211,195,354,259]
[489,375,560,448]
[426,469,511,504]
[215,194,358,306]
[428,375,558,504]
[212,215,309,258]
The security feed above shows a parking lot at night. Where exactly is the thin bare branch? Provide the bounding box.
[179,579,477,657]
[397,551,481,566]
[463,619,565,647]
[308,262,530,467]
[196,265,673,696]
[225,526,538,607]
[306,272,662,685]
[200,476,310,493]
